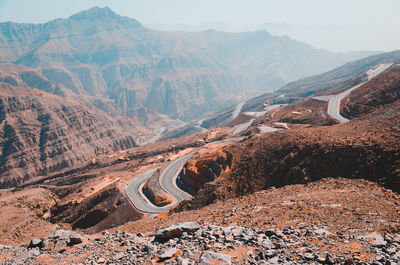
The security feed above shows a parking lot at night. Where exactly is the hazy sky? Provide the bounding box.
[0,0,399,52]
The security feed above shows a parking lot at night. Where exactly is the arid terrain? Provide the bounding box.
[0,6,399,265]
[0,60,399,264]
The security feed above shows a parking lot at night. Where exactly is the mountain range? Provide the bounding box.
[0,6,380,186]
[0,7,377,121]
[1,6,400,264]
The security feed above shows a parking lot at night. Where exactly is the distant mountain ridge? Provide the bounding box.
[278,50,400,97]
[0,7,377,122]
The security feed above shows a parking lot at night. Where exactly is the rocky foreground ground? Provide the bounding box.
[1,220,400,264]
[0,178,399,264]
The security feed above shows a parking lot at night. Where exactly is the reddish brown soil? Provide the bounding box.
[175,100,400,211]
[0,188,57,245]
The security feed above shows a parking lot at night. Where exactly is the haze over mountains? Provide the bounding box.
[0,7,376,121]
[0,4,400,264]
[0,6,382,184]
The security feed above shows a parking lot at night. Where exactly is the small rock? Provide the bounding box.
[177,256,190,265]
[260,238,273,249]
[25,249,40,259]
[142,243,157,254]
[303,253,314,261]
[231,227,245,237]
[266,256,280,264]
[264,249,277,258]
[225,235,234,242]
[316,254,326,263]
[385,247,396,255]
[265,229,284,238]
[28,238,43,249]
[314,228,334,237]
[67,232,83,246]
[114,252,125,260]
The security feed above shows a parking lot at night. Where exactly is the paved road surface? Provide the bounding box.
[125,137,247,213]
[231,101,245,120]
[327,63,393,123]
[124,169,170,213]
[231,119,255,134]
[159,152,195,202]
[327,83,364,123]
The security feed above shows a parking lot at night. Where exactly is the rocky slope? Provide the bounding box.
[1,178,399,264]
[0,49,398,264]
[49,183,141,231]
[175,100,400,211]
[177,145,233,196]
[0,83,142,188]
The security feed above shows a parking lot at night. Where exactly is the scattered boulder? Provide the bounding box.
[155,222,200,243]
[198,251,231,265]
[67,232,83,246]
[158,247,179,262]
[5,222,400,264]
[46,230,83,247]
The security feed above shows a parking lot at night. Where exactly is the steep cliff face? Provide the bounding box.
[176,149,233,196]
[0,84,141,188]
[0,7,376,122]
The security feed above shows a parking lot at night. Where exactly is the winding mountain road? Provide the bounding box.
[327,83,364,123]
[159,152,196,202]
[124,152,196,213]
[327,63,393,123]
[124,136,248,213]
[124,169,168,213]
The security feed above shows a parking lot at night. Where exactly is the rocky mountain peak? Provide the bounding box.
[67,6,141,27]
[69,6,116,20]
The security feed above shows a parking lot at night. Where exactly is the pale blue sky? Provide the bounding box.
[0,0,399,52]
